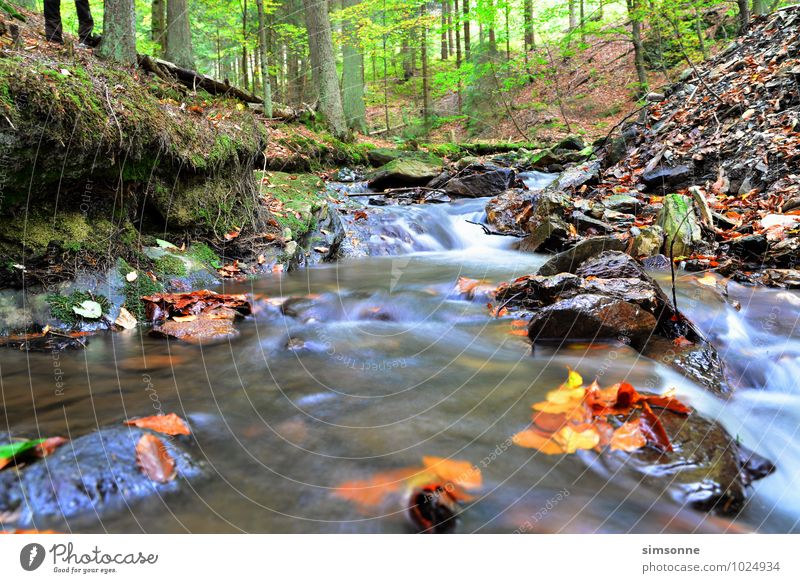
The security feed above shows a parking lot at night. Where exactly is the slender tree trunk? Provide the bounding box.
[447,1,454,54]
[383,0,390,130]
[165,0,194,69]
[488,1,496,54]
[421,3,430,125]
[737,0,750,33]
[96,0,136,65]
[441,1,448,60]
[504,3,510,60]
[463,0,470,61]
[569,0,577,31]
[752,0,766,16]
[255,0,272,117]
[627,0,648,97]
[342,0,367,132]
[580,0,585,42]
[454,0,462,113]
[152,0,165,53]
[303,0,348,138]
[241,0,249,90]
[523,0,534,49]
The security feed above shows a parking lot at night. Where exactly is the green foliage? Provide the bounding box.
[47,291,111,326]
[154,254,188,278]
[188,243,222,269]
[118,259,164,322]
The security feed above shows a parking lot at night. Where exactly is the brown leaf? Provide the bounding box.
[135,434,177,483]
[125,413,191,436]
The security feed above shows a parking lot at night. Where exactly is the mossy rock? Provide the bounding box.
[256,171,327,238]
[366,158,443,190]
[366,148,442,167]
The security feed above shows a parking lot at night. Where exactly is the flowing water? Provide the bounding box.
[1,172,799,533]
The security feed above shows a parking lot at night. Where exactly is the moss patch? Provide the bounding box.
[255,171,327,238]
[46,290,111,326]
[118,259,163,321]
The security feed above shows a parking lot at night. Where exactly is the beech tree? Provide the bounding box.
[303,0,347,138]
[96,0,137,65]
[165,0,195,69]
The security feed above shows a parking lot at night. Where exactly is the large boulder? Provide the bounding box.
[442,164,516,198]
[0,427,203,527]
[538,237,626,276]
[657,193,702,257]
[367,158,443,190]
[527,294,658,348]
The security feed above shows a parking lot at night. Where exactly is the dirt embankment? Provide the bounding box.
[0,9,372,292]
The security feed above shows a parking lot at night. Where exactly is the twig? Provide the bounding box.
[488,62,532,142]
[494,292,523,318]
[105,85,123,146]
[466,219,525,238]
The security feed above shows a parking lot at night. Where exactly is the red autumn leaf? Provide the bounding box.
[34,437,68,458]
[135,434,176,483]
[610,420,648,452]
[353,210,369,222]
[639,402,674,453]
[223,228,241,241]
[673,336,693,348]
[125,413,191,436]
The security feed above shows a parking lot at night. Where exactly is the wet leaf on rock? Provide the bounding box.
[513,370,691,455]
[135,434,176,483]
[125,413,191,436]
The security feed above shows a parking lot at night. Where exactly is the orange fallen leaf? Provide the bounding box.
[421,456,482,491]
[610,420,648,452]
[125,413,191,436]
[35,437,68,458]
[135,434,176,483]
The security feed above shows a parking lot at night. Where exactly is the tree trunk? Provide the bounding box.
[752,0,766,16]
[421,3,430,125]
[165,0,194,69]
[627,0,647,97]
[569,0,577,31]
[504,3,510,60]
[303,0,348,138]
[152,0,165,52]
[463,0,470,61]
[487,1,496,54]
[241,0,249,91]
[454,0,462,113]
[447,1,454,54]
[96,0,136,65]
[255,0,272,117]
[737,0,750,33]
[523,0,534,49]
[402,36,414,80]
[342,0,367,132]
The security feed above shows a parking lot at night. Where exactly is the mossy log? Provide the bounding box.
[137,54,298,120]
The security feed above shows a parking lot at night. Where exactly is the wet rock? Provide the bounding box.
[723,233,768,260]
[642,165,692,191]
[600,411,753,514]
[642,254,671,271]
[555,135,585,151]
[538,236,626,276]
[527,294,658,348]
[334,167,365,182]
[602,193,640,214]
[576,250,648,279]
[759,268,800,288]
[442,164,516,198]
[602,209,636,225]
[518,216,570,253]
[689,186,714,227]
[570,211,615,234]
[0,330,88,351]
[632,225,664,257]
[422,190,451,204]
[658,193,702,257]
[554,160,600,191]
[150,312,240,344]
[367,158,443,190]
[485,189,529,233]
[0,427,203,526]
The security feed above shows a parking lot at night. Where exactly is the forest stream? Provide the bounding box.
[2,171,798,533]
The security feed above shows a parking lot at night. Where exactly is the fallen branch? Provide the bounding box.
[465,220,526,238]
